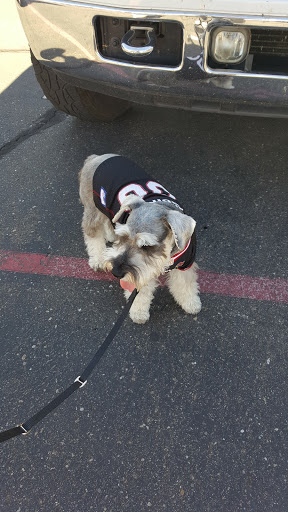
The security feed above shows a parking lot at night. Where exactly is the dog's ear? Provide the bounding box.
[112,195,144,223]
[165,211,196,251]
[136,232,158,248]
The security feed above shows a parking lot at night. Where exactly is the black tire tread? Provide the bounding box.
[31,51,130,121]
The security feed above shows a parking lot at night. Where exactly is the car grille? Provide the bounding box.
[250,29,288,57]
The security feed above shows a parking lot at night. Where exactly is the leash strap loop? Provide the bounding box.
[0,289,138,444]
[74,376,87,388]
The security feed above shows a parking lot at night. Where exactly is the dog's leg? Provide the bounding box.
[123,279,158,324]
[82,208,109,271]
[104,221,116,244]
[167,263,202,315]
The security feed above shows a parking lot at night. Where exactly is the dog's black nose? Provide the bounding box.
[111,266,125,279]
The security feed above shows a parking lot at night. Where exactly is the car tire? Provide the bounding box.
[30,51,131,122]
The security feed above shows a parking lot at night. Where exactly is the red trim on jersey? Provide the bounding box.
[171,239,191,264]
[93,190,114,216]
[177,262,194,271]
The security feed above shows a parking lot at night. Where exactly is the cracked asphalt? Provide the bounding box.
[0,2,287,512]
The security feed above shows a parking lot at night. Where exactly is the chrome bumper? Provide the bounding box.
[17,0,288,116]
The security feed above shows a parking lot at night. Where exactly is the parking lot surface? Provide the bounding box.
[1,8,287,511]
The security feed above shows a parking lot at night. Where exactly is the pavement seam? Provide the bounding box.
[0,108,67,157]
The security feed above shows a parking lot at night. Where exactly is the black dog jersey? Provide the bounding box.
[93,155,196,271]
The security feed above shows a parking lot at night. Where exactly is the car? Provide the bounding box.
[17,0,288,121]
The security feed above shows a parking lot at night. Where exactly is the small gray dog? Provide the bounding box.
[79,154,201,324]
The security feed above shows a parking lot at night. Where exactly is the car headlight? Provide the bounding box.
[210,27,251,64]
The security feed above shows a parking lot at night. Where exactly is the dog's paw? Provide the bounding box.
[88,257,103,272]
[181,296,202,315]
[130,308,150,324]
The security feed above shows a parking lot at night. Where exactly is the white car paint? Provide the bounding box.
[80,0,288,17]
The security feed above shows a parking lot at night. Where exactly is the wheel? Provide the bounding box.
[30,51,131,122]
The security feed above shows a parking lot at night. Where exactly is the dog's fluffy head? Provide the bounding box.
[104,196,196,289]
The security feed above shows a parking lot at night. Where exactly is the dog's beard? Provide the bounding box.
[104,241,172,289]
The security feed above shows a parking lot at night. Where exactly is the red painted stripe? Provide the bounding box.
[0,250,113,282]
[198,270,288,304]
[0,250,287,304]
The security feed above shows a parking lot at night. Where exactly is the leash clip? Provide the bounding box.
[20,424,31,436]
[74,376,87,388]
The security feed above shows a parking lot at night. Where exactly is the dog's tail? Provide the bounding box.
[84,154,99,165]
[78,154,99,184]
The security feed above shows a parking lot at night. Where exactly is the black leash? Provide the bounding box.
[0,289,138,444]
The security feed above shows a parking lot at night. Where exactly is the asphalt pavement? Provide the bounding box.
[0,3,287,512]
